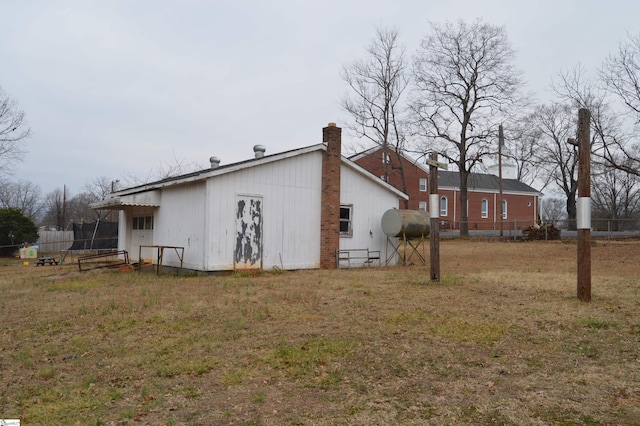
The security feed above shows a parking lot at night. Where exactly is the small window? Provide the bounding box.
[382,151,391,165]
[419,178,427,192]
[339,205,353,236]
[481,199,488,218]
[440,196,448,217]
[380,175,387,182]
[419,201,427,212]
[502,199,508,219]
[133,215,154,230]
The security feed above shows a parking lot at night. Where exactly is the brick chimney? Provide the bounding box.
[320,122,342,269]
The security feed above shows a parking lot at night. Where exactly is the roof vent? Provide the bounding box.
[209,156,221,169]
[253,145,266,159]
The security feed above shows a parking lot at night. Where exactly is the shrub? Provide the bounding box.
[0,208,39,256]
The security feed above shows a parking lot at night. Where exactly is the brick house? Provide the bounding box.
[349,147,429,211]
[438,171,541,231]
[351,146,541,231]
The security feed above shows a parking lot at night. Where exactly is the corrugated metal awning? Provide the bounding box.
[90,191,161,210]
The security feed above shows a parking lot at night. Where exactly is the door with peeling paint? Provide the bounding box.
[234,195,263,269]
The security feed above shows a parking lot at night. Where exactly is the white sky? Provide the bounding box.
[2,0,639,195]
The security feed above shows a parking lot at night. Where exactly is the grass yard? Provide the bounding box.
[1,239,639,425]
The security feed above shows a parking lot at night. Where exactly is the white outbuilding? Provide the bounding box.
[91,123,408,272]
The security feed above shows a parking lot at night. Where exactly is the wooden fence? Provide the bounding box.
[37,230,74,253]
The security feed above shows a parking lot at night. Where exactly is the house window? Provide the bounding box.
[380,175,387,182]
[440,196,448,217]
[382,151,391,165]
[419,178,427,192]
[481,199,488,218]
[133,215,154,230]
[419,201,427,212]
[340,205,353,237]
[502,199,508,219]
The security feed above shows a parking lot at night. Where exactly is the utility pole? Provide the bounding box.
[63,184,67,230]
[427,152,448,282]
[110,180,119,222]
[429,153,440,282]
[498,125,504,237]
[576,108,592,302]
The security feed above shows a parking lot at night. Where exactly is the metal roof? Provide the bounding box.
[91,143,408,210]
[438,171,541,194]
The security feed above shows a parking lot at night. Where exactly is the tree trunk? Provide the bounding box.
[566,191,577,231]
[395,148,409,209]
[459,169,469,236]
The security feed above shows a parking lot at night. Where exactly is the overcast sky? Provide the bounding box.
[2,0,640,196]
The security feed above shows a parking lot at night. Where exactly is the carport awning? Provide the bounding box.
[90,191,160,210]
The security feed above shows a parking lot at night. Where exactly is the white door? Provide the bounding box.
[234,195,263,269]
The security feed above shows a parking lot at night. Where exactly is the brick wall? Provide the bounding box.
[320,123,341,269]
[439,190,538,230]
[352,148,429,210]
[353,146,539,230]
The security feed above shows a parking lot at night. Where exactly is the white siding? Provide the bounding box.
[205,151,322,270]
[116,149,404,272]
[123,206,156,262]
[153,182,206,270]
[340,164,401,266]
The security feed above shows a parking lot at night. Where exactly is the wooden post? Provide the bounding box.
[577,108,591,302]
[429,152,440,282]
[498,125,504,237]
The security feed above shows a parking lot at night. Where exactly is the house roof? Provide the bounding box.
[438,171,541,195]
[91,143,408,210]
[349,145,540,196]
[348,145,430,172]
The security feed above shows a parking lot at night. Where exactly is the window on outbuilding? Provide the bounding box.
[133,215,154,230]
[340,205,353,237]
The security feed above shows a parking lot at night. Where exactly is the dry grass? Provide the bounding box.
[1,239,639,425]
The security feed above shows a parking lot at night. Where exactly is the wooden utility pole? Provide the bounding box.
[429,153,440,282]
[428,152,448,282]
[498,125,504,237]
[576,108,592,302]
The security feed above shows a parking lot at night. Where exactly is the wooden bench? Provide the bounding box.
[36,256,58,266]
[336,248,381,268]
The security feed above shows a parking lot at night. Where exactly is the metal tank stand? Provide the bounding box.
[385,234,427,266]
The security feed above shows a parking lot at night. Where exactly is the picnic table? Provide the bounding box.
[36,256,58,266]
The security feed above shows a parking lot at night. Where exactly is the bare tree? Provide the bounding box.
[601,33,640,120]
[123,152,205,187]
[80,176,115,221]
[0,179,43,221]
[527,102,580,229]
[553,65,638,181]
[540,196,567,224]
[598,34,640,175]
[411,20,526,235]
[591,159,640,230]
[69,192,104,223]
[501,121,551,188]
[0,86,30,178]
[40,187,71,230]
[342,27,411,207]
